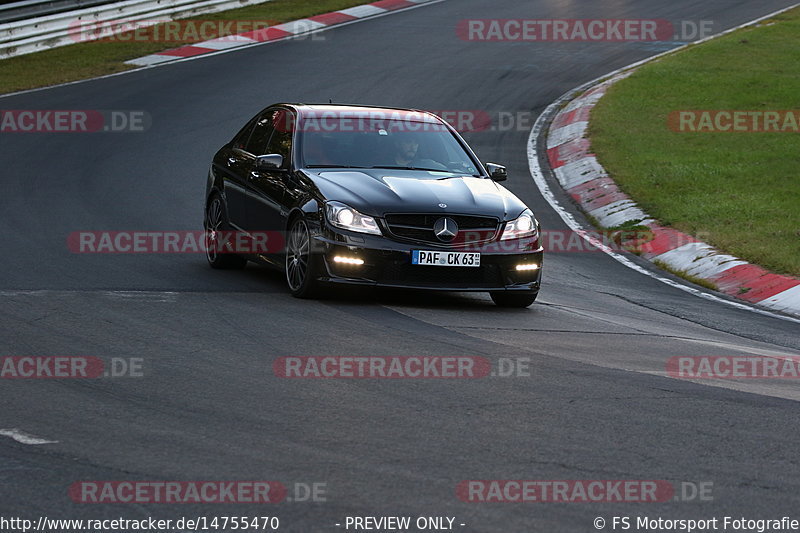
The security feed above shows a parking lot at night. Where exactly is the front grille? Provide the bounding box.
[377,262,503,288]
[383,213,499,245]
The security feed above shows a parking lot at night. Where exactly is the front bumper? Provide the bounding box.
[313,228,543,292]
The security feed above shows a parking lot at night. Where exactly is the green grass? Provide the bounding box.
[590,7,800,277]
[0,0,368,94]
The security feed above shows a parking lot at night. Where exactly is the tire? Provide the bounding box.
[204,194,247,270]
[490,290,538,308]
[285,216,323,298]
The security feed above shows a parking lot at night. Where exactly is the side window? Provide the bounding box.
[232,119,256,150]
[244,114,275,155]
[264,109,295,168]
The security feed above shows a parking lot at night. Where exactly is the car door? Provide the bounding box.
[245,108,295,233]
[218,114,274,229]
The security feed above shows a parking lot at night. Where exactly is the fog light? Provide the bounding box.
[515,263,539,271]
[333,256,364,266]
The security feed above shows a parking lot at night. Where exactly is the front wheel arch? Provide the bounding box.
[285,215,324,298]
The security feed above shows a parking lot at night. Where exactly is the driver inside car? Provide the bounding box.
[391,132,447,170]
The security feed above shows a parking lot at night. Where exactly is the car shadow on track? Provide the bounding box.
[227,262,538,312]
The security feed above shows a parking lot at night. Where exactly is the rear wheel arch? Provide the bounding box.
[204,193,247,270]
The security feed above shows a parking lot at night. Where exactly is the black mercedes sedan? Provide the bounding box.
[204,104,543,307]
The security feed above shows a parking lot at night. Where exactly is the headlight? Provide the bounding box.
[325,201,381,235]
[500,209,538,240]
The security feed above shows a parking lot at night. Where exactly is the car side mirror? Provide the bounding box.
[486,163,507,182]
[256,154,284,170]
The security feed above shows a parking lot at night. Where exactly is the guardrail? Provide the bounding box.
[0,0,272,59]
[0,0,116,24]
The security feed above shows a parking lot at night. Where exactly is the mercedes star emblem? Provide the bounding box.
[433,217,458,242]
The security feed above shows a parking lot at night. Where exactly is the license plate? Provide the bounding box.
[411,250,481,267]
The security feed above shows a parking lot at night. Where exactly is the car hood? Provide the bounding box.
[304,169,528,220]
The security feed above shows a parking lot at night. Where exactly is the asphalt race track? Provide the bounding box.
[1,1,799,531]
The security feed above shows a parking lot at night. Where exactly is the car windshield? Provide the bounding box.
[299,117,481,176]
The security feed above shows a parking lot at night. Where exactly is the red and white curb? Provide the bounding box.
[544,73,800,318]
[126,0,435,66]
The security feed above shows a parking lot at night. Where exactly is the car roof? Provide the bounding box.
[278,103,445,124]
